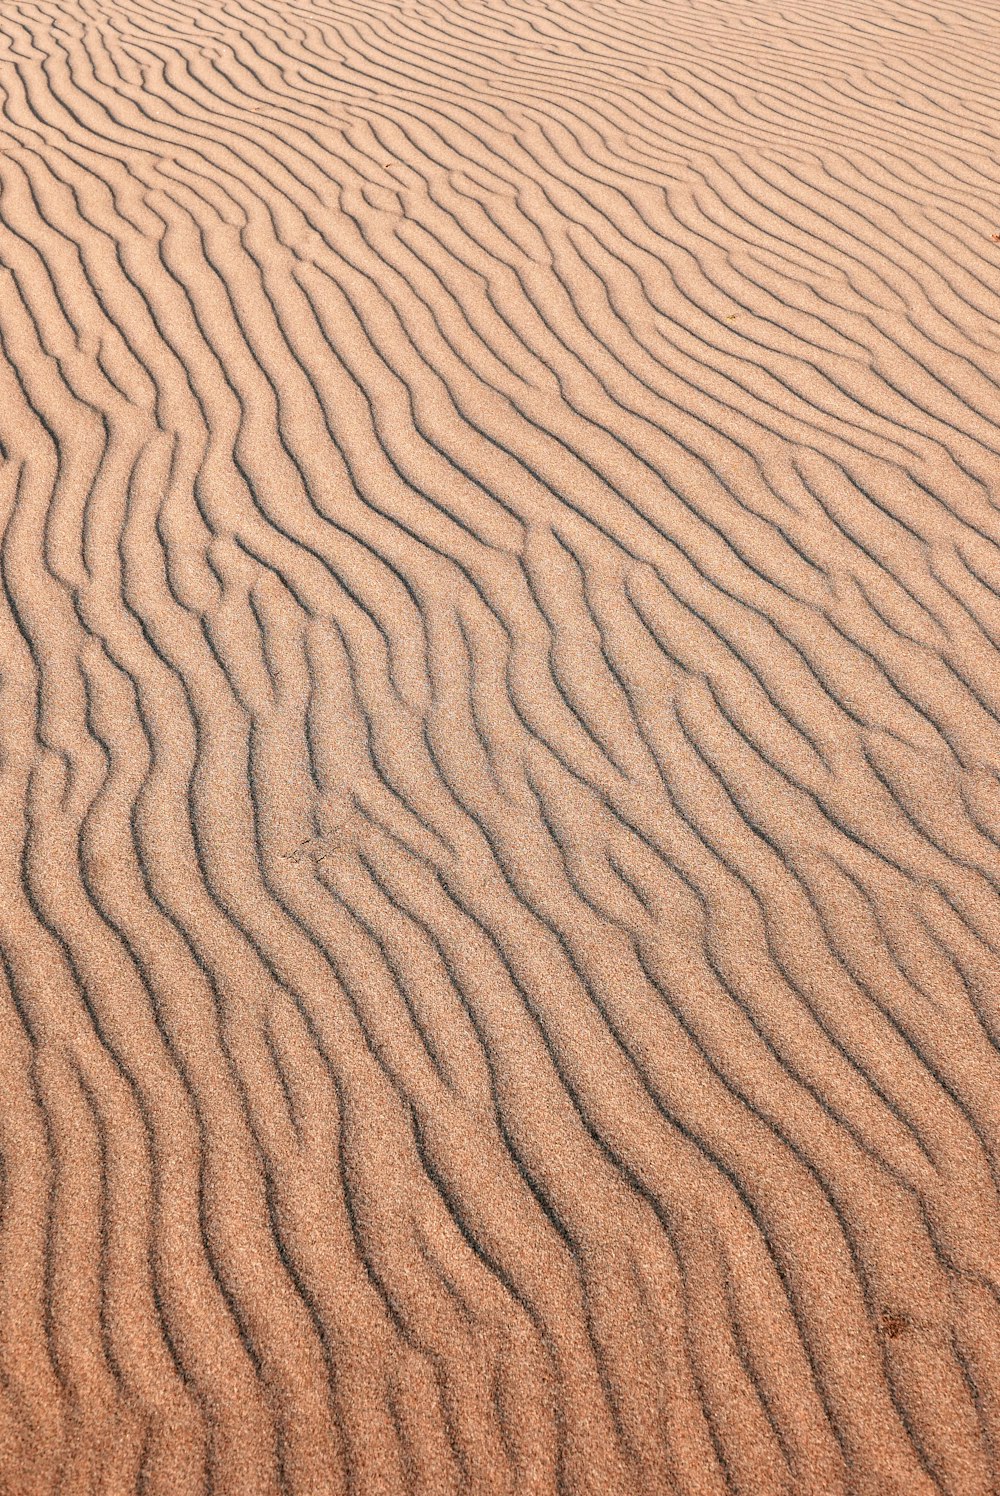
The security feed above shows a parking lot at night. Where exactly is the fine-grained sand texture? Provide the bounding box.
[1,0,1000,1490]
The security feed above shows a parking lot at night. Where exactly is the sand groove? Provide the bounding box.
[1,0,1000,1490]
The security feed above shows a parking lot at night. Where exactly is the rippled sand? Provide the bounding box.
[1,0,999,1491]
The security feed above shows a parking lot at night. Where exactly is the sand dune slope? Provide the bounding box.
[1,0,1000,1490]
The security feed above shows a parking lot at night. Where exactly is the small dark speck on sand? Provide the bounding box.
[880,1311,909,1340]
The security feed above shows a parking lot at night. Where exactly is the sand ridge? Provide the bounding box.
[0,0,1000,1491]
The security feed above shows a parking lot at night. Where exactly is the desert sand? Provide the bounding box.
[0,0,999,1490]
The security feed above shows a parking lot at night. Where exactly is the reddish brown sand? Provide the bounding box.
[1,0,1000,1491]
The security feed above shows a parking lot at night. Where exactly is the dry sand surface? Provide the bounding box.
[1,0,1000,1490]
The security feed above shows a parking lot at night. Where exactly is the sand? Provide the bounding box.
[0,0,999,1490]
